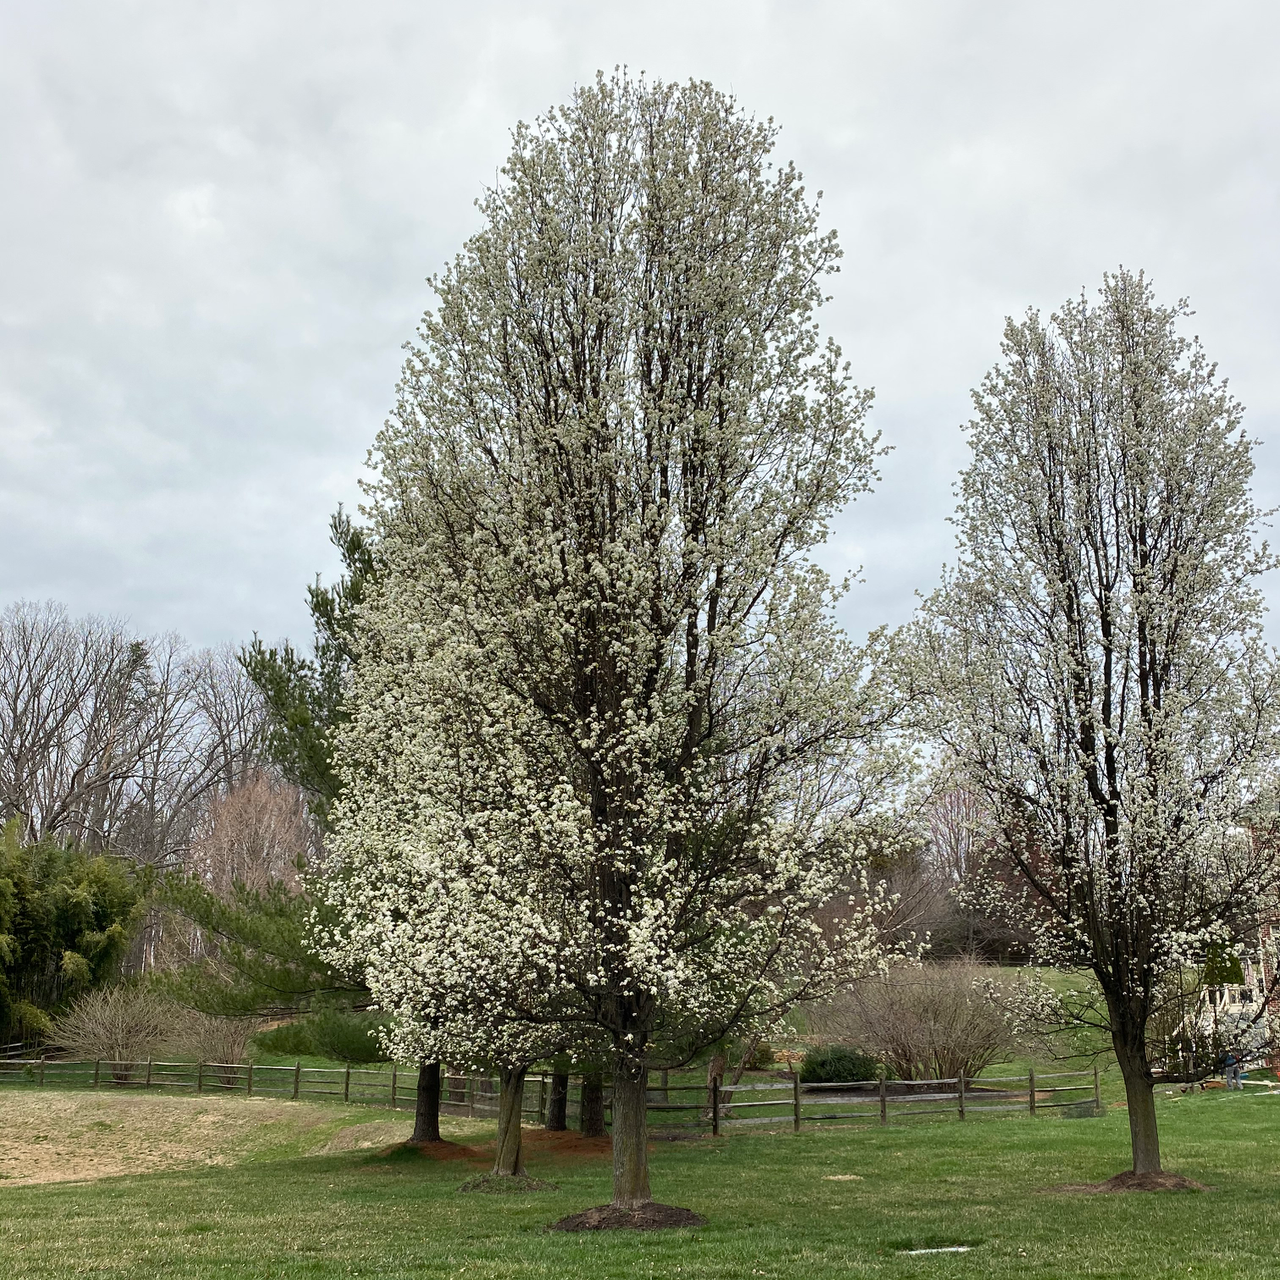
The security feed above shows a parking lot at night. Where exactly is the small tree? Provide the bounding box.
[922,270,1280,1177]
[324,72,902,1220]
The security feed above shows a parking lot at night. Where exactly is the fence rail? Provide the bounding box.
[0,1056,1103,1133]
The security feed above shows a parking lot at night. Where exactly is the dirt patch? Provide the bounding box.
[521,1130,612,1160]
[549,1202,706,1231]
[458,1172,559,1193]
[1045,1170,1208,1193]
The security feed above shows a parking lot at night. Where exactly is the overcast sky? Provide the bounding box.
[3,0,1278,649]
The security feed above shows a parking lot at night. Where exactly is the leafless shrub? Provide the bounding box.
[168,1010,262,1066]
[50,986,175,1067]
[813,961,1020,1081]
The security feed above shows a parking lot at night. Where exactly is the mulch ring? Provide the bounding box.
[549,1202,707,1232]
[459,1172,559,1194]
[1045,1170,1208,1194]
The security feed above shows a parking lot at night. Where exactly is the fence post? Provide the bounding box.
[197,1062,204,1094]
[38,1056,45,1087]
[1029,1067,1036,1117]
[145,1058,152,1089]
[879,1071,887,1126]
[958,1072,966,1121]
[247,1063,253,1097]
[93,1059,100,1089]
[467,1075,474,1118]
[391,1063,397,1109]
[343,1065,350,1104]
[1093,1063,1101,1110]
[293,1061,301,1101]
[792,1071,801,1133]
[712,1076,720,1137]
[540,1074,548,1124]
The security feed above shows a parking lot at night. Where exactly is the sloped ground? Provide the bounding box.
[0,1089,608,1186]
[0,1091,439,1185]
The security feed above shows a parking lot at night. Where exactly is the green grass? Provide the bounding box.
[4,1083,1280,1277]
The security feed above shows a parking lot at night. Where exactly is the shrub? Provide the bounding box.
[253,1019,315,1057]
[251,1010,391,1063]
[51,986,173,1063]
[799,1044,880,1084]
[170,1011,262,1064]
[813,961,1021,1081]
[310,1009,391,1063]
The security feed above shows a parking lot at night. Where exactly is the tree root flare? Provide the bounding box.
[1045,1170,1207,1193]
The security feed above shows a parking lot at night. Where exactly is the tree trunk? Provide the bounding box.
[610,1062,651,1209]
[1115,1041,1161,1173]
[545,1070,568,1131]
[411,1061,441,1143]
[492,1065,527,1176]
[579,1069,606,1138]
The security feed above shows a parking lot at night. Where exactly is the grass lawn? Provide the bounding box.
[3,1083,1280,1278]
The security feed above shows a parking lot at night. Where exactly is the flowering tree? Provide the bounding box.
[323,73,902,1218]
[923,270,1280,1178]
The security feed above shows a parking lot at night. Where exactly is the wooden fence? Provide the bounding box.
[0,1056,1102,1132]
[684,1067,1103,1134]
[0,1058,560,1123]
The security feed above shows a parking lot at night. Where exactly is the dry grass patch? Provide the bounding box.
[0,1089,506,1186]
[0,1091,352,1185]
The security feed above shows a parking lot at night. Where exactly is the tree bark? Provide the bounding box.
[579,1069,606,1138]
[1115,1041,1161,1174]
[545,1070,568,1131]
[411,1061,441,1143]
[492,1065,527,1176]
[610,1062,651,1209]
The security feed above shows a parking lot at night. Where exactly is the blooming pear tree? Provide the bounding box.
[923,270,1280,1179]
[323,73,904,1219]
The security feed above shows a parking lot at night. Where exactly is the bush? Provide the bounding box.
[813,962,1023,1082]
[254,1019,315,1057]
[310,1009,390,1063]
[799,1044,880,1084]
[170,1011,262,1065]
[251,1010,391,1063]
[51,986,173,1063]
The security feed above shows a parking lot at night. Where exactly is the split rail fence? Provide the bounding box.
[0,1056,1102,1132]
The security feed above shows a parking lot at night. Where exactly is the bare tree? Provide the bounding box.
[187,770,313,897]
[0,604,268,872]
